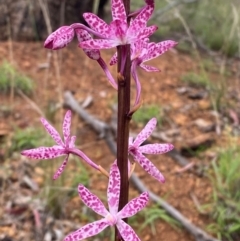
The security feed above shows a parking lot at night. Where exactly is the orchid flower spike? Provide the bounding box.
[21,110,99,180]
[44,26,75,50]
[128,118,174,183]
[79,0,157,50]
[64,163,149,241]
[75,29,117,89]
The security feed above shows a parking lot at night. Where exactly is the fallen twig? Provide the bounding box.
[63,90,219,241]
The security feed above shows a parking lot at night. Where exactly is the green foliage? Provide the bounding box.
[130,204,180,235]
[0,61,34,95]
[180,72,209,88]
[10,127,53,154]
[206,147,240,240]
[133,104,162,125]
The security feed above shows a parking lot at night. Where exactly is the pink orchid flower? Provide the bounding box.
[79,0,157,50]
[75,29,117,89]
[44,26,75,50]
[128,118,174,183]
[110,38,177,106]
[64,163,149,241]
[21,110,99,180]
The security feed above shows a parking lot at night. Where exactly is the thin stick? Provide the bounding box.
[17,90,45,117]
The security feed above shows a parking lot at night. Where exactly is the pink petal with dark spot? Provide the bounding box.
[133,118,157,147]
[128,3,154,34]
[109,20,128,41]
[75,29,101,60]
[21,146,66,160]
[133,151,165,183]
[40,118,63,146]
[139,143,174,154]
[134,25,158,41]
[44,26,74,50]
[64,219,109,241]
[107,163,120,215]
[111,0,127,24]
[78,185,109,217]
[53,155,69,180]
[62,110,72,144]
[80,39,119,49]
[116,220,141,241]
[142,40,177,63]
[83,13,110,37]
[117,192,149,219]
[109,52,118,65]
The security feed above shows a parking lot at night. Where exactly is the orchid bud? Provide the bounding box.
[44,26,74,50]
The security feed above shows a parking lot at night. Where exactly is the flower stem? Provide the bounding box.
[116,1,131,241]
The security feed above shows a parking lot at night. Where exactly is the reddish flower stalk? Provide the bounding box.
[116,0,131,240]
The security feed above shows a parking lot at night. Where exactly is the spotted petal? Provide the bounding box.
[83,13,110,37]
[109,52,118,65]
[44,26,74,50]
[139,143,174,154]
[109,19,128,42]
[128,2,154,35]
[21,146,66,160]
[80,39,118,49]
[111,0,126,24]
[133,151,165,183]
[78,185,109,217]
[41,118,63,146]
[116,220,141,241]
[117,192,149,219]
[75,29,101,60]
[107,163,120,215]
[62,110,72,144]
[53,155,69,180]
[64,219,109,241]
[142,40,177,63]
[128,25,157,43]
[133,118,157,147]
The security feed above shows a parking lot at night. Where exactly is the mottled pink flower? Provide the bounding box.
[110,38,177,105]
[79,0,157,50]
[64,163,149,241]
[128,118,174,183]
[75,29,117,89]
[21,110,99,179]
[44,26,75,50]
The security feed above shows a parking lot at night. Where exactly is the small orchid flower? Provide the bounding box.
[21,110,100,180]
[110,39,177,106]
[44,26,75,50]
[128,118,174,183]
[79,0,157,50]
[75,29,117,89]
[64,163,149,241]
